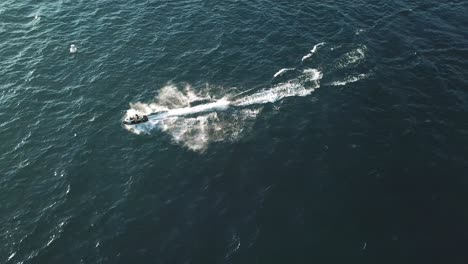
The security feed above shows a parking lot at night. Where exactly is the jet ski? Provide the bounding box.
[122,115,148,125]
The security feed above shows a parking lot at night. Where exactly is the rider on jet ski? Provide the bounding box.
[123,113,148,125]
[129,114,139,121]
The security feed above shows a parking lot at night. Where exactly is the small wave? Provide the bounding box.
[225,233,241,259]
[46,234,57,247]
[301,42,325,62]
[273,68,295,78]
[7,252,16,261]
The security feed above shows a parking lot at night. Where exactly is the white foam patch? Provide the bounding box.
[124,85,244,150]
[69,44,77,54]
[331,73,369,86]
[235,69,322,107]
[233,82,305,106]
[161,99,230,118]
[273,68,295,78]
[303,68,323,83]
[127,109,260,151]
[336,45,367,68]
[301,42,325,61]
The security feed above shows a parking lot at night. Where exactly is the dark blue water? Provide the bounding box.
[1,0,468,263]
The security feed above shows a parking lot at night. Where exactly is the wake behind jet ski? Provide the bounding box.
[122,114,148,125]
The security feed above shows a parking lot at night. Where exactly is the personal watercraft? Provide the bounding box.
[122,115,148,125]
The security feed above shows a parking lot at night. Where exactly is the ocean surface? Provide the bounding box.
[1,0,468,263]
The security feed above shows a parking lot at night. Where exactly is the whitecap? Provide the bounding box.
[311,42,325,53]
[46,235,56,247]
[7,252,16,261]
[273,68,295,78]
[301,42,325,62]
[69,44,77,54]
[301,53,313,62]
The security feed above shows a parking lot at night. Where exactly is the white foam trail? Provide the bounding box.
[234,69,322,106]
[301,42,325,61]
[124,40,338,153]
[331,73,369,86]
[120,44,374,152]
[155,99,230,119]
[233,82,306,106]
[124,69,322,151]
[126,68,322,123]
[128,84,214,116]
[273,68,295,78]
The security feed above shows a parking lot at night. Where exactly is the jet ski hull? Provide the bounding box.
[122,115,148,125]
